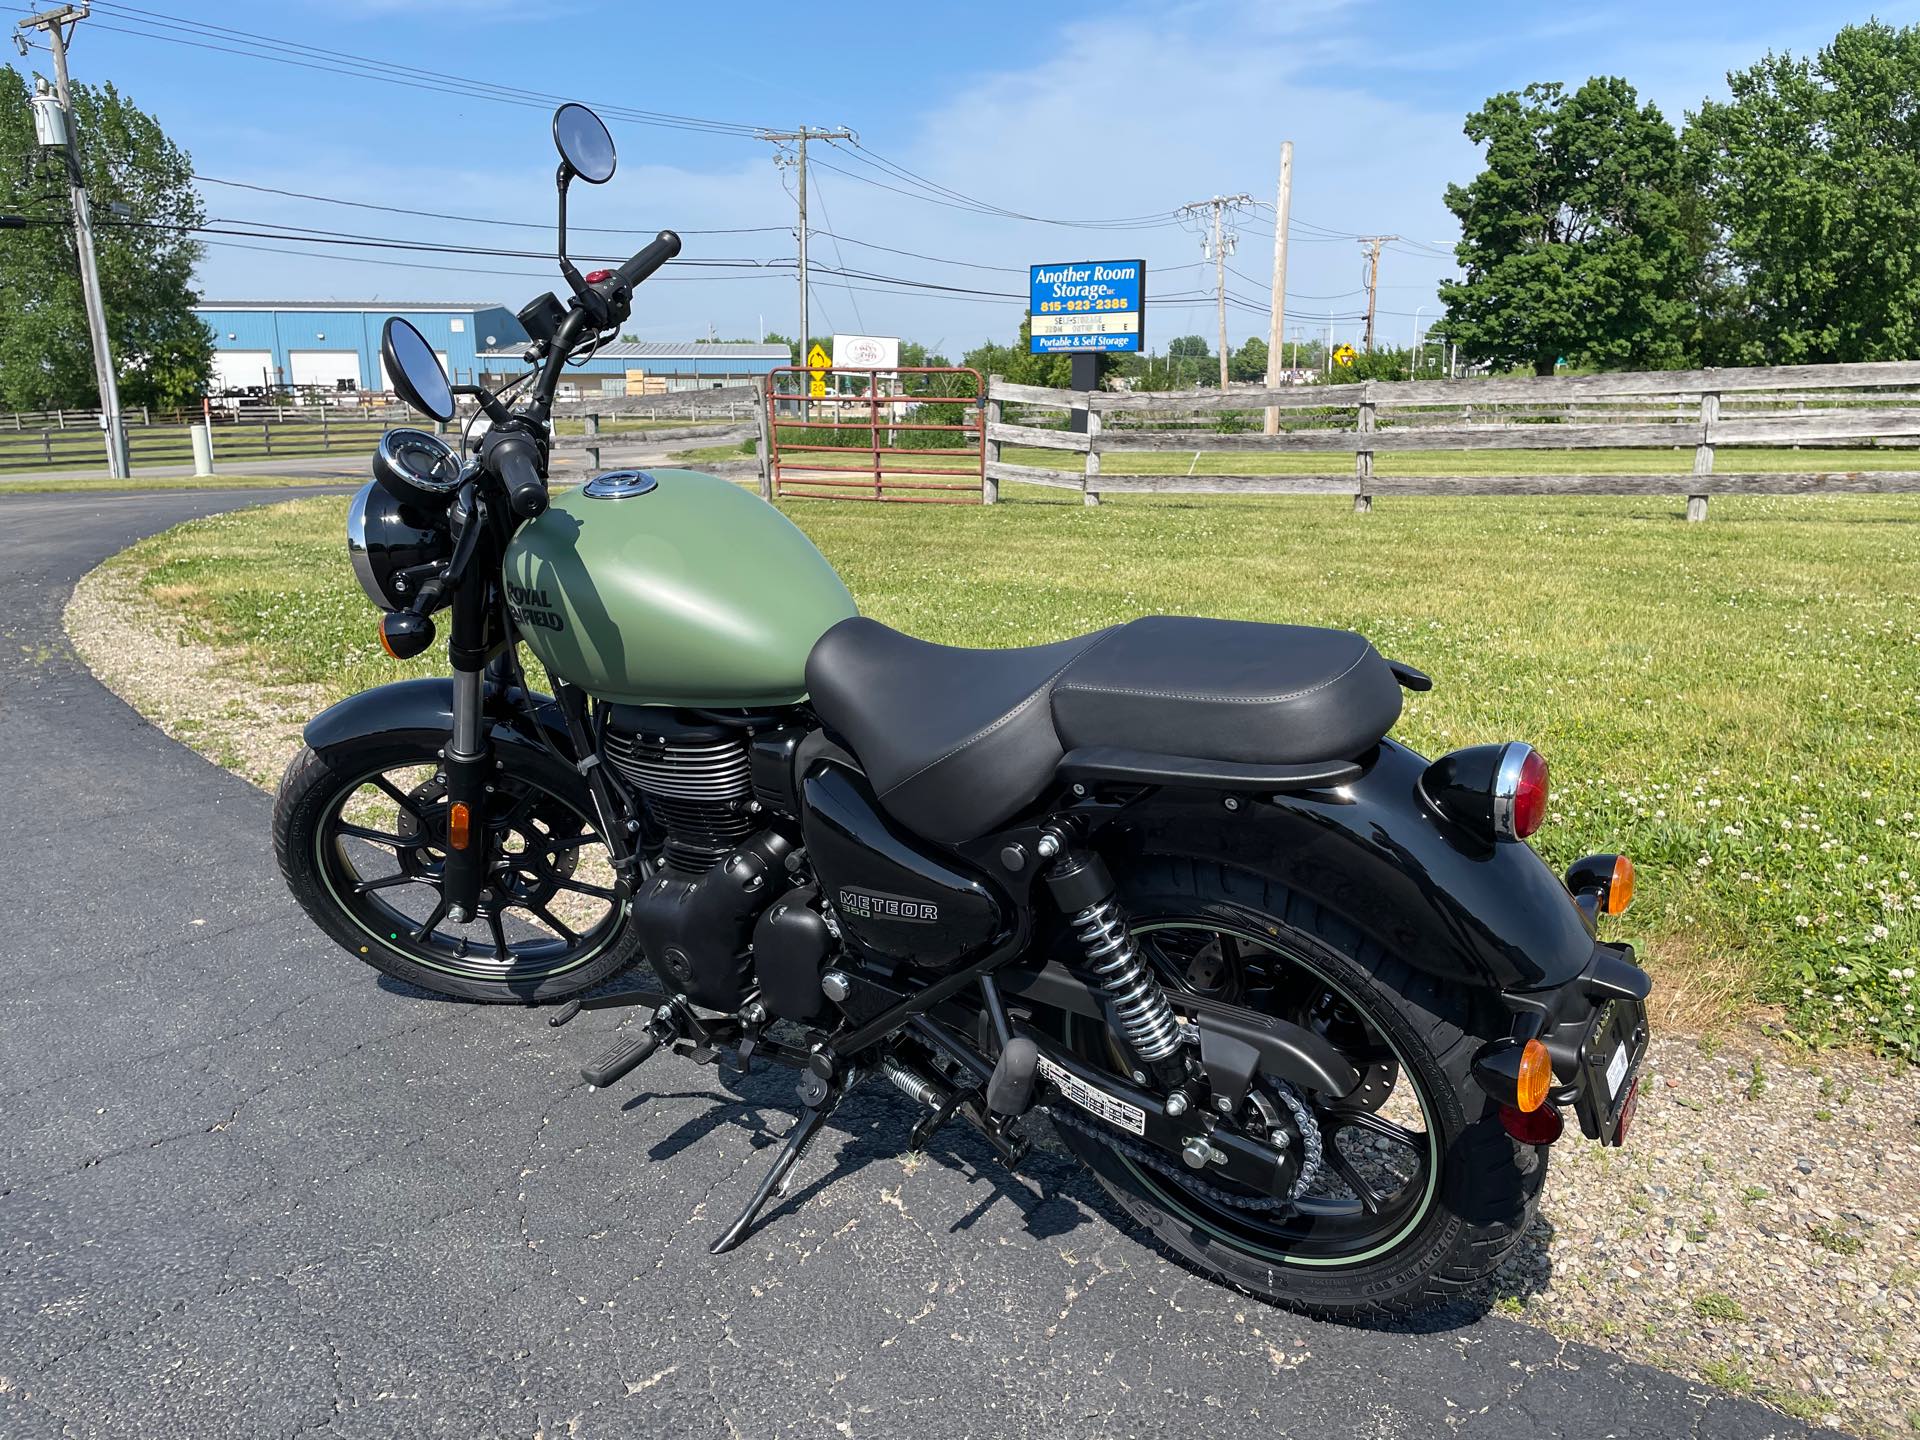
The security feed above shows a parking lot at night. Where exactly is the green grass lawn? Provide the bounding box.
[1003,444,1920,477]
[760,442,1920,482]
[106,487,1920,1056]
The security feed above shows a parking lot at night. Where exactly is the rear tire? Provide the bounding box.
[273,736,645,1003]
[1050,854,1544,1320]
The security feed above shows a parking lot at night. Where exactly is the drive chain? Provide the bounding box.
[1044,1079,1323,1213]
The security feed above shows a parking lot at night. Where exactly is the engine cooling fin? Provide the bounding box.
[603,722,757,872]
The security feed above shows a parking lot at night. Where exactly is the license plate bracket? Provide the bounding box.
[1571,994,1648,1145]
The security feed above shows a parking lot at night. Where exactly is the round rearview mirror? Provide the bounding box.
[553,103,616,184]
[380,317,453,423]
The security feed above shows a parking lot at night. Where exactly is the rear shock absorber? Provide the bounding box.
[1045,848,1182,1065]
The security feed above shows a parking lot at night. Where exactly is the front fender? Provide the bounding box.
[1125,738,1597,992]
[303,676,576,764]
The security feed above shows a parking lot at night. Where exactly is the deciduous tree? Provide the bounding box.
[1438,78,1696,375]
[1688,21,1920,364]
[0,66,210,411]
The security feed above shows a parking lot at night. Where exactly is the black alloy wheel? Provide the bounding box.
[275,739,647,1002]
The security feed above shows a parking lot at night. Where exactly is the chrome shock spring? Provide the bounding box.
[1069,896,1183,1063]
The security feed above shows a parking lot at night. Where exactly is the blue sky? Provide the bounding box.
[13,0,1907,355]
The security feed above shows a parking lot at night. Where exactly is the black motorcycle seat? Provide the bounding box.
[804,615,1403,844]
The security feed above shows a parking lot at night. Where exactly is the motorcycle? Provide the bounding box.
[274,102,1651,1318]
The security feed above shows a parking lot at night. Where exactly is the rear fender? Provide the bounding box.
[302,676,576,765]
[1119,738,1596,991]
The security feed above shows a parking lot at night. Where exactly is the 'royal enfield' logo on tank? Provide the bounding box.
[838,887,939,923]
[506,581,565,633]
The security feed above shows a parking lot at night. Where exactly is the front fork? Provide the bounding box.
[437,539,499,925]
[438,663,491,923]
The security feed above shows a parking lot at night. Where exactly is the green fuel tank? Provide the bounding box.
[501,468,856,707]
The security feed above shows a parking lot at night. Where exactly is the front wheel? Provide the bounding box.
[1049,855,1544,1320]
[272,734,645,1002]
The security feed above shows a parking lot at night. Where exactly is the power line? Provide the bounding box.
[191,175,791,236]
[806,170,866,333]
[830,137,1184,231]
[81,1,772,136]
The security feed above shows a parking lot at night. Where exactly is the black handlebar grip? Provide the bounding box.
[614,229,682,291]
[492,434,548,520]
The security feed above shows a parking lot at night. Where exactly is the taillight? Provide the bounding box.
[1499,1102,1564,1145]
[1500,744,1549,840]
[1419,741,1549,843]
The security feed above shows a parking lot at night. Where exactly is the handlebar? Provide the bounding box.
[488,432,548,519]
[612,229,682,293]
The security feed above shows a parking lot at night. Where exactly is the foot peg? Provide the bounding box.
[581,1028,662,1088]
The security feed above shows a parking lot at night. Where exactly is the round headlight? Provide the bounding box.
[347,480,449,611]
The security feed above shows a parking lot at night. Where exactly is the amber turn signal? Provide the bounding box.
[1471,1034,1557,1113]
[1564,852,1635,920]
[447,801,472,851]
[377,609,435,660]
[1605,856,1636,916]
[1516,1038,1552,1113]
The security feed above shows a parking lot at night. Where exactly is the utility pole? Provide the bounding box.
[19,4,127,478]
[1262,142,1293,434]
[758,125,854,413]
[1178,193,1252,391]
[1356,235,1395,354]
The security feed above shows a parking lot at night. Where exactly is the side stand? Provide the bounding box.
[710,1080,849,1255]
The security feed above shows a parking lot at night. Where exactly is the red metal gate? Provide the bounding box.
[766,365,984,503]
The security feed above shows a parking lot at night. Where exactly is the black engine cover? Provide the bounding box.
[752,887,832,1022]
[630,829,791,1010]
[801,763,1004,970]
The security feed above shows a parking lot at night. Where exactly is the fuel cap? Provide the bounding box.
[582,469,659,499]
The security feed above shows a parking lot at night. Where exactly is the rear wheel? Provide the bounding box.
[273,736,645,1002]
[1049,855,1544,1319]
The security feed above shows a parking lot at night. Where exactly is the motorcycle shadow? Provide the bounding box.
[627,1055,1097,1245]
[370,976,1557,1332]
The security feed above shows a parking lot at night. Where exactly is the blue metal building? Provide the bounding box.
[475,340,793,395]
[193,301,793,398]
[192,300,527,393]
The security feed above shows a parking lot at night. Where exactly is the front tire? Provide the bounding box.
[273,735,645,1003]
[1050,855,1544,1320]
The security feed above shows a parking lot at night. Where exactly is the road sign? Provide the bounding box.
[832,334,900,370]
[806,342,830,398]
[1029,260,1146,354]
[1333,343,1356,368]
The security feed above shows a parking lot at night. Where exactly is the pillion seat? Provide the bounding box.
[803,615,1404,844]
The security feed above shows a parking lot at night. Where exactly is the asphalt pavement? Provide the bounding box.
[0,486,1828,1439]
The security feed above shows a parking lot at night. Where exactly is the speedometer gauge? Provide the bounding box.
[373,428,463,507]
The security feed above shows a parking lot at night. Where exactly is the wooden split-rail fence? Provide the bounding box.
[979,359,1920,520]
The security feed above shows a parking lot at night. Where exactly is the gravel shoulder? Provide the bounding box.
[67,551,1920,1438]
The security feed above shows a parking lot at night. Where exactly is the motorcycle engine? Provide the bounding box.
[603,716,759,873]
[602,710,821,1010]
